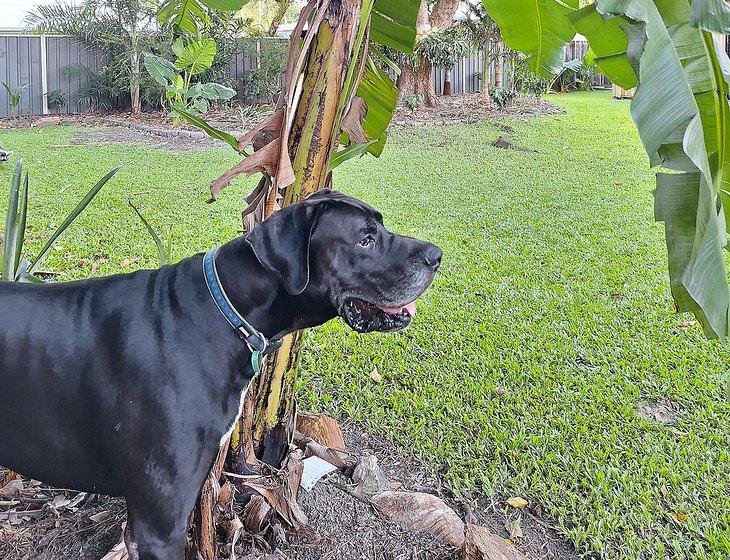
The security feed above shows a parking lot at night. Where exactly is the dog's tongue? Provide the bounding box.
[379,301,417,317]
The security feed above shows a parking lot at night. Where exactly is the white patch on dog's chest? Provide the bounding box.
[218,378,255,449]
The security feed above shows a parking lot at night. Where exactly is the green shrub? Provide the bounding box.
[46,88,67,110]
[490,87,517,109]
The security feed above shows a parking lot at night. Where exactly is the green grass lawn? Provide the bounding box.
[1,91,728,559]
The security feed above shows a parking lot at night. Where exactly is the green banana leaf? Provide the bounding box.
[173,104,239,151]
[594,0,730,337]
[566,4,639,89]
[482,0,579,78]
[690,0,730,32]
[371,0,420,54]
[353,58,398,158]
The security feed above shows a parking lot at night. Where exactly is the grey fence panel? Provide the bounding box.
[1,35,615,118]
[0,35,44,117]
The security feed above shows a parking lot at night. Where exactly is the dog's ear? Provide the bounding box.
[244,202,319,295]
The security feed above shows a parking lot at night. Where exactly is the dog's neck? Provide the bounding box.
[213,237,336,341]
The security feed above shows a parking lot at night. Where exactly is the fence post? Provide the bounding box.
[40,34,49,115]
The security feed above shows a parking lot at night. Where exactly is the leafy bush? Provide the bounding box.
[1,157,119,283]
[64,64,125,110]
[237,38,288,103]
[490,87,517,109]
[144,37,236,117]
[513,57,550,95]
[416,28,469,71]
[403,93,423,111]
[46,88,67,110]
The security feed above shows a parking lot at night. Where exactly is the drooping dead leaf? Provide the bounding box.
[296,412,346,450]
[217,481,234,509]
[370,491,465,549]
[340,96,368,144]
[351,455,389,500]
[294,430,355,470]
[462,523,528,560]
[245,480,308,529]
[0,471,17,488]
[222,515,244,560]
[241,493,272,534]
[506,497,528,509]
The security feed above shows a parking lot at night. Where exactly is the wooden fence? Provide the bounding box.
[0,35,609,118]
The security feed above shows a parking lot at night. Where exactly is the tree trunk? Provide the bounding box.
[443,68,452,96]
[481,47,490,102]
[130,30,141,115]
[397,0,460,106]
[247,0,362,468]
[267,0,292,36]
[494,42,503,89]
[399,62,437,107]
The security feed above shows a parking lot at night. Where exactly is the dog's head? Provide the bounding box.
[245,189,441,333]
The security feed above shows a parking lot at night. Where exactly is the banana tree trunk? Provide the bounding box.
[238,0,363,471]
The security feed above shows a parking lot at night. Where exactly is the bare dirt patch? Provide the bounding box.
[2,95,563,154]
[393,94,564,127]
[1,422,578,560]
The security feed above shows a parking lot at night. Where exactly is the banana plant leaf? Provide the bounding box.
[482,0,579,78]
[566,4,639,89]
[371,0,420,54]
[158,0,248,34]
[594,0,730,337]
[352,58,398,158]
[690,0,730,32]
[173,104,239,151]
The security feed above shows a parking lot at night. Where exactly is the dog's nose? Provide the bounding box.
[422,244,442,268]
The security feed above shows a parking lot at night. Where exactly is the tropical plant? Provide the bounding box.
[1,158,120,283]
[1,82,28,117]
[490,86,517,109]
[398,0,464,107]
[144,37,236,116]
[456,0,503,101]
[403,92,423,111]
[483,0,730,338]
[417,28,469,95]
[237,38,288,102]
[155,0,420,555]
[27,0,162,115]
[46,88,67,111]
[64,64,126,110]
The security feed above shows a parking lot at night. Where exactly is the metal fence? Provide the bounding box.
[0,34,608,118]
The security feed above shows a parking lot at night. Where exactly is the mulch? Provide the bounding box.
[1,422,579,560]
[0,95,564,154]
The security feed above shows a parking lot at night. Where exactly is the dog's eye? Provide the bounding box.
[357,236,374,248]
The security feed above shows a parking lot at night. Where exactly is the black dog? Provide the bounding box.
[0,190,441,560]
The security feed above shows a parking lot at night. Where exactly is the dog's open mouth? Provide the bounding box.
[340,297,417,333]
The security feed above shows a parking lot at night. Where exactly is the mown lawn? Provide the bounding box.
[1,92,728,559]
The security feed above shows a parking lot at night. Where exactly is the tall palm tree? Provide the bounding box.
[27,0,161,115]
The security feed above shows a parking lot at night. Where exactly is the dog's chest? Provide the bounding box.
[218,377,256,449]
